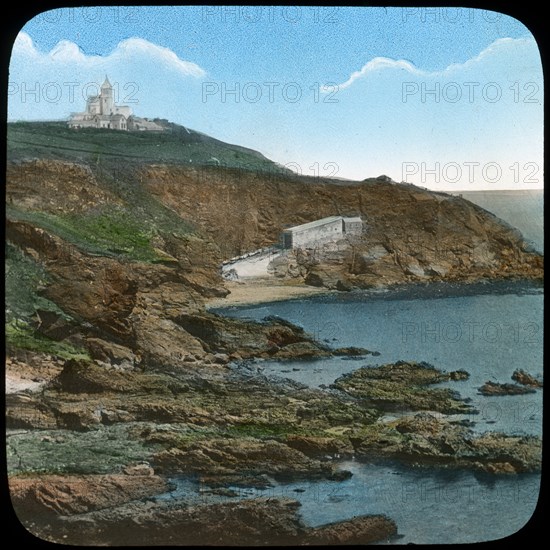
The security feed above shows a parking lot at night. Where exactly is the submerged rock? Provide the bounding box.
[333,346,372,357]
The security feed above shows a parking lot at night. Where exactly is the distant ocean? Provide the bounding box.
[453,189,544,252]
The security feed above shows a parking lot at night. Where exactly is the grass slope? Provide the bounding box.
[7,121,288,175]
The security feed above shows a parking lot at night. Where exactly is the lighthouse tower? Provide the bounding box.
[100,76,114,115]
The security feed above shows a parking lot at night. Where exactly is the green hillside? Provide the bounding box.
[7,121,288,175]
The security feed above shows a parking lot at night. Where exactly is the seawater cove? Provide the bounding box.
[200,280,543,543]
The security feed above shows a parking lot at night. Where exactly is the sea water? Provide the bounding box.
[217,282,543,438]
[206,284,544,543]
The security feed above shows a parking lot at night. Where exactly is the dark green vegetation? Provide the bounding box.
[7,196,197,272]
[7,205,162,261]
[5,320,89,361]
[6,424,157,475]
[5,242,59,322]
[7,121,287,174]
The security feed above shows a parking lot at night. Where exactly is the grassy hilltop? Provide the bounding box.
[7,121,283,172]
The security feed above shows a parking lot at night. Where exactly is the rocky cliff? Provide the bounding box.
[143,164,542,288]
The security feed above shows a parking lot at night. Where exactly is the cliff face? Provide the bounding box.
[142,165,542,287]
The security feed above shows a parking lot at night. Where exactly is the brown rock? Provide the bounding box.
[273,342,330,359]
[305,514,398,545]
[511,369,543,388]
[285,435,353,458]
[85,338,136,367]
[133,316,206,367]
[5,394,58,430]
[122,464,155,476]
[152,438,343,481]
[9,473,168,519]
[478,381,536,396]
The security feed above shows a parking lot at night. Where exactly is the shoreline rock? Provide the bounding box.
[352,412,541,474]
[478,381,536,396]
[331,361,474,415]
[8,459,394,546]
[512,369,543,388]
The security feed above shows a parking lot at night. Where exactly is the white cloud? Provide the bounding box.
[115,38,205,78]
[8,32,208,122]
[323,37,537,93]
[12,32,36,55]
[321,57,425,92]
[12,32,206,78]
[49,40,88,64]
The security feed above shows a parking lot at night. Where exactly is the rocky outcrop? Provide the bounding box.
[6,159,121,214]
[6,393,58,430]
[15,491,397,546]
[284,435,354,459]
[305,514,398,545]
[9,473,168,519]
[6,219,339,369]
[332,361,474,414]
[142,165,543,289]
[85,338,136,368]
[6,218,142,342]
[353,412,541,474]
[152,437,350,483]
[478,381,536,396]
[27,497,308,546]
[512,369,543,388]
[175,311,343,360]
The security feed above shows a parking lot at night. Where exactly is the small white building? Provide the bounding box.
[281,216,363,249]
[127,117,164,132]
[342,216,363,235]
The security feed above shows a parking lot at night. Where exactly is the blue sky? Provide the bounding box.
[8,6,543,190]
